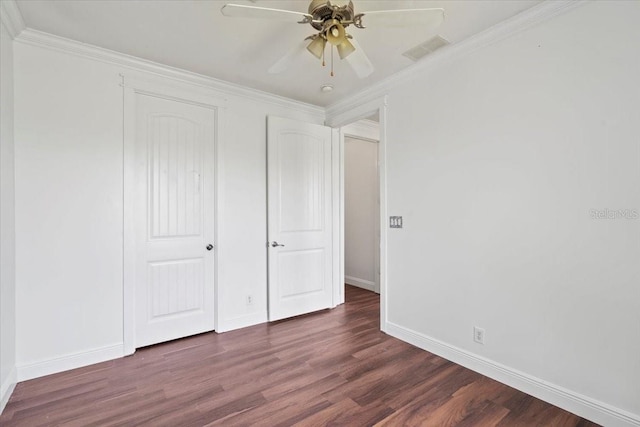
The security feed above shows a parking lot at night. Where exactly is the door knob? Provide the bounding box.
[271,241,285,247]
[206,244,214,251]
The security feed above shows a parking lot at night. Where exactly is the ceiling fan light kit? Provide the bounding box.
[221,1,445,79]
[325,19,347,46]
[336,38,356,60]
[306,35,327,60]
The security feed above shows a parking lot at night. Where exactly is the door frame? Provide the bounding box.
[122,74,226,355]
[326,96,388,332]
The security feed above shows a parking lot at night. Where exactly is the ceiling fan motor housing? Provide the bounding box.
[308,0,355,30]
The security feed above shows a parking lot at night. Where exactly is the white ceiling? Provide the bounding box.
[15,0,541,106]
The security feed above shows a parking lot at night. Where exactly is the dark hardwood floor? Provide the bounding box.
[1,286,599,426]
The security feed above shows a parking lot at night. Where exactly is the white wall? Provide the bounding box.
[14,44,125,374]
[215,92,324,331]
[13,40,323,378]
[344,136,379,292]
[0,18,17,412]
[381,1,639,424]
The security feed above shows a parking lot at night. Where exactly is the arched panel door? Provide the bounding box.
[267,116,334,321]
[134,93,216,347]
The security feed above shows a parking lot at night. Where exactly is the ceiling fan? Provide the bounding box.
[221,0,445,78]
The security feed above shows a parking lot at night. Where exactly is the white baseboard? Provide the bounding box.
[385,321,640,427]
[345,275,376,292]
[0,367,17,415]
[17,344,124,382]
[217,311,267,333]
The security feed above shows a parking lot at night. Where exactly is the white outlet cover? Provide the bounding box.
[473,326,485,344]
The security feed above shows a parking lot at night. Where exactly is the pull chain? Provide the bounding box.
[330,46,334,77]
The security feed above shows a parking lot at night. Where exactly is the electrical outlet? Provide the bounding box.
[246,295,253,306]
[473,326,485,344]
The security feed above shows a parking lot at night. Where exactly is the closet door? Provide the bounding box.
[133,92,216,348]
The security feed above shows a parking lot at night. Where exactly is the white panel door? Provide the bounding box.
[134,93,216,348]
[267,116,334,321]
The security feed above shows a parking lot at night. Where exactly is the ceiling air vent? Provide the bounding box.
[403,35,450,62]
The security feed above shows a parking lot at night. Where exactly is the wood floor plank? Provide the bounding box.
[0,286,600,426]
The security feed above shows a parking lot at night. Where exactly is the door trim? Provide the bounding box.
[325,96,388,332]
[122,75,226,355]
[331,128,341,308]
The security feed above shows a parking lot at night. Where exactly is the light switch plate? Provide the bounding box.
[390,216,403,228]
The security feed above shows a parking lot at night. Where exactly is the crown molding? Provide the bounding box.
[14,28,324,118]
[326,0,587,119]
[0,0,26,39]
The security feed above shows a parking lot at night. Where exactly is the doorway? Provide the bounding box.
[343,120,380,295]
[327,96,388,332]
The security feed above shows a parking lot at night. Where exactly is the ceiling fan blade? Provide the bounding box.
[359,8,444,29]
[268,39,308,74]
[221,4,312,23]
[345,38,374,79]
